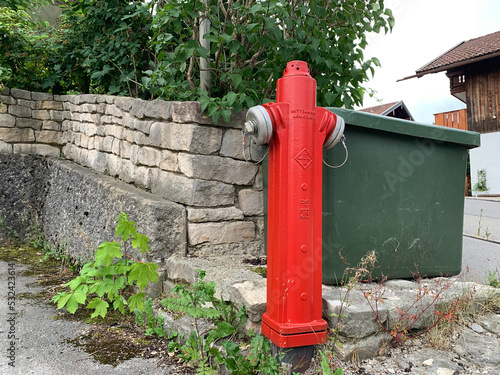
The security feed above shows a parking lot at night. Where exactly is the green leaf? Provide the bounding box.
[132,232,150,253]
[128,292,146,312]
[128,262,159,290]
[95,241,122,267]
[115,212,136,241]
[229,73,242,90]
[325,92,335,106]
[87,297,109,318]
[57,288,87,314]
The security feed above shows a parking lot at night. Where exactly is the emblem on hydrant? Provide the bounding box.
[244,61,345,371]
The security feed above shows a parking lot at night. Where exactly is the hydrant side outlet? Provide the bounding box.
[254,61,343,348]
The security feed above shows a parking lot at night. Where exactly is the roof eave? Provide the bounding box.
[398,50,500,82]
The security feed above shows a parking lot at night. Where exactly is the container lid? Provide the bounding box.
[326,107,480,148]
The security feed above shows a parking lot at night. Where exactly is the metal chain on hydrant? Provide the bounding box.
[323,135,348,169]
[241,130,269,164]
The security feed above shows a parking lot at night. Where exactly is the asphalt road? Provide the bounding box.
[0,262,168,375]
[462,198,500,283]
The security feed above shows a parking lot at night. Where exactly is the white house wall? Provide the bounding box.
[469,131,500,196]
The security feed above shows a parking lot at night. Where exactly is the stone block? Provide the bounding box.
[17,99,36,110]
[105,104,122,118]
[10,88,31,99]
[187,221,255,245]
[339,302,388,339]
[253,167,263,190]
[13,143,60,157]
[88,150,108,173]
[111,138,120,155]
[130,144,140,164]
[74,94,97,104]
[134,119,152,135]
[114,96,134,112]
[230,280,267,322]
[0,87,9,95]
[172,101,212,124]
[221,128,266,161]
[50,110,64,122]
[238,189,264,216]
[187,207,244,223]
[133,130,148,145]
[0,140,12,153]
[151,170,235,206]
[61,120,71,131]
[0,114,16,127]
[137,146,162,167]
[119,158,135,183]
[144,99,173,121]
[87,136,95,150]
[149,121,222,154]
[0,105,6,114]
[158,149,178,172]
[35,130,64,145]
[178,153,258,185]
[42,120,61,131]
[17,118,42,130]
[9,105,32,118]
[129,99,172,120]
[107,153,121,177]
[81,103,97,113]
[134,165,153,189]
[0,128,35,142]
[104,124,123,138]
[92,136,103,151]
[32,110,51,120]
[121,128,137,144]
[85,123,98,137]
[0,95,17,105]
[102,136,114,152]
[31,92,53,101]
[101,115,120,125]
[120,140,132,159]
[36,100,63,110]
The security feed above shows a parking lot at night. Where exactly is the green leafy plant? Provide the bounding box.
[148,0,394,123]
[161,269,252,372]
[320,351,344,375]
[134,297,172,338]
[488,270,500,288]
[52,212,159,318]
[473,169,489,192]
[0,4,54,90]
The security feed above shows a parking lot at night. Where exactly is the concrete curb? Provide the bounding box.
[158,255,500,360]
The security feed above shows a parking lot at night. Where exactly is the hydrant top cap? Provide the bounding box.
[283,60,310,77]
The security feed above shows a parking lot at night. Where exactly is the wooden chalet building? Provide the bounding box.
[403,30,500,195]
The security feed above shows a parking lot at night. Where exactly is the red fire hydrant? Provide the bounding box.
[244,61,344,370]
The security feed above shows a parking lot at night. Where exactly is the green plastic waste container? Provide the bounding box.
[322,108,480,284]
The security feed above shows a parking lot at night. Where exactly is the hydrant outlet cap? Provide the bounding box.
[245,105,273,145]
[324,115,345,150]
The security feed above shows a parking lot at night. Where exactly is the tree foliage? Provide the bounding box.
[147,0,393,122]
[1,0,394,120]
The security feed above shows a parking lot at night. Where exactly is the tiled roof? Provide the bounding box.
[416,30,500,74]
[359,101,414,121]
[359,101,400,115]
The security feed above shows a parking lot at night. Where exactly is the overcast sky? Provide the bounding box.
[358,0,500,124]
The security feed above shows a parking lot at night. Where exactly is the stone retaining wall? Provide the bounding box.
[0,87,265,257]
[0,153,186,263]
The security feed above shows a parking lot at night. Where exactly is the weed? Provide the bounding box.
[487,270,500,288]
[52,212,159,318]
